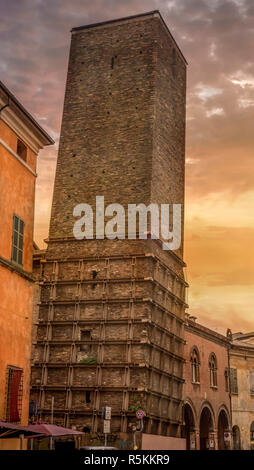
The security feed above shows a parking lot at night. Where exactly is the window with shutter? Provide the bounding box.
[249,370,254,396]
[5,366,23,422]
[11,215,24,266]
[230,368,238,395]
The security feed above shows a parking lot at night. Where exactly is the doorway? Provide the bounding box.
[218,409,229,449]
[200,406,214,450]
[181,403,195,450]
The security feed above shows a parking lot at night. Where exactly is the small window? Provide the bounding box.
[6,366,23,423]
[83,426,90,433]
[11,215,24,266]
[16,139,27,162]
[92,270,98,279]
[81,330,91,341]
[80,329,92,352]
[230,368,238,395]
[85,391,91,404]
[29,400,38,419]
[190,347,200,383]
[209,353,217,388]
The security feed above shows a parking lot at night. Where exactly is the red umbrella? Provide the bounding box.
[23,423,84,437]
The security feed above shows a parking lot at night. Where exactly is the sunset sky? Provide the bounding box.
[1,0,254,333]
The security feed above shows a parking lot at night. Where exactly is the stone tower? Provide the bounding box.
[31,11,188,444]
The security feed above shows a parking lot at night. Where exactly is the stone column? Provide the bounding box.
[209,430,217,450]
[194,428,200,450]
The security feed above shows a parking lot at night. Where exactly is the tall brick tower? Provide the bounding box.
[31,11,188,446]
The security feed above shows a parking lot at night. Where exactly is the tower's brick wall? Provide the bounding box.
[49,12,186,242]
[31,11,187,446]
[50,16,156,238]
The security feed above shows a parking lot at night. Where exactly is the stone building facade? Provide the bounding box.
[229,332,254,450]
[0,81,53,449]
[30,11,188,447]
[182,317,231,450]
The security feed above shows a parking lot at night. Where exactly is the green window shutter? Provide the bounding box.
[11,215,24,267]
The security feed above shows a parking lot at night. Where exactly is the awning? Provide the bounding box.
[0,421,43,439]
[23,423,84,438]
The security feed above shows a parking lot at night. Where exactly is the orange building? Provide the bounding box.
[0,81,53,449]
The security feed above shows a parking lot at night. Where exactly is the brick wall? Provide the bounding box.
[31,12,187,443]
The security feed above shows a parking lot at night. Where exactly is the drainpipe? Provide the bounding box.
[227,340,233,448]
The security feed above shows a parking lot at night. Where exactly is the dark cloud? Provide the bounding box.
[1,0,253,195]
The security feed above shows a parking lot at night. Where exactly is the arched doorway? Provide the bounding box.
[232,425,241,450]
[181,403,195,450]
[200,406,214,450]
[218,409,229,449]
